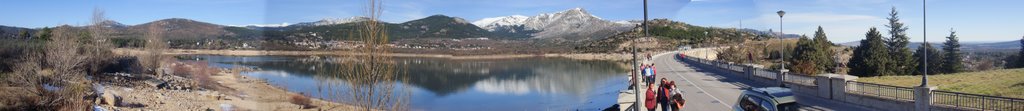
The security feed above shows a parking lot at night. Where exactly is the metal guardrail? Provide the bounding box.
[682,52,1024,111]
[932,90,1024,110]
[784,73,816,86]
[845,81,916,101]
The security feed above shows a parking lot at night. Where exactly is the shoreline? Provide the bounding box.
[94,63,354,110]
[113,48,652,61]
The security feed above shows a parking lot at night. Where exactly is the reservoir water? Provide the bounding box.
[189,55,628,111]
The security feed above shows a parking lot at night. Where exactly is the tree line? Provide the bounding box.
[846,7,965,77]
[1005,35,1024,68]
[779,7,978,77]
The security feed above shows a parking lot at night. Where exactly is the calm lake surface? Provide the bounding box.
[188,55,628,111]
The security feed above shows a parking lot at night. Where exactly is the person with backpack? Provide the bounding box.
[668,81,685,111]
[657,78,670,111]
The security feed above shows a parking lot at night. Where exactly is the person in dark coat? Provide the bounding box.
[657,78,670,111]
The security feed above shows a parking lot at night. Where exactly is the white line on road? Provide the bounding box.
[653,51,733,108]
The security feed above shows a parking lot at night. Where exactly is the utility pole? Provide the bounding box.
[632,0,647,110]
[705,31,709,59]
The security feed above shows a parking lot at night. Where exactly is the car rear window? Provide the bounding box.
[776,103,800,111]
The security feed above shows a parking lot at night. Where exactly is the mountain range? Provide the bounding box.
[470,8,632,41]
[0,8,708,42]
[0,7,846,50]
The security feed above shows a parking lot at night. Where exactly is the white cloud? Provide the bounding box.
[382,2,427,23]
[723,13,886,42]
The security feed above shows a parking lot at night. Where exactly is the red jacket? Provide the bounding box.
[645,87,657,109]
[652,66,657,76]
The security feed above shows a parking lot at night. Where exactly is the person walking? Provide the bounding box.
[658,78,670,111]
[668,81,684,111]
[651,64,657,82]
[640,64,648,84]
[644,65,654,85]
[645,82,657,111]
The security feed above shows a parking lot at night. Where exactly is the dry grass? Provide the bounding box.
[859,68,1024,98]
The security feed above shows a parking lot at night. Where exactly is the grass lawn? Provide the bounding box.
[858,68,1024,98]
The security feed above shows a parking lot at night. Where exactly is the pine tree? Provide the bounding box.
[791,35,815,74]
[941,29,964,73]
[885,7,916,75]
[18,30,31,39]
[36,27,52,41]
[913,42,943,75]
[812,26,836,73]
[1010,35,1024,68]
[1018,35,1024,68]
[791,26,837,74]
[849,27,892,77]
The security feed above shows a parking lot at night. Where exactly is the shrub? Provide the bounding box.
[169,61,226,91]
[290,93,313,109]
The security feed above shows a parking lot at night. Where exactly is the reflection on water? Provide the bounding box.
[190,55,627,111]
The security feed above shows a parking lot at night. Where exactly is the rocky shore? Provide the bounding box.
[91,62,351,111]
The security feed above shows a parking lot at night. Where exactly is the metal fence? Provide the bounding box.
[845,81,916,101]
[932,90,1024,110]
[753,68,777,79]
[727,63,744,73]
[784,73,816,86]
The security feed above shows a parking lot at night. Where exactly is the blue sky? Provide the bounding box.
[2,0,1022,43]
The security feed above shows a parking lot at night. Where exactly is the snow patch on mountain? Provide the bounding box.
[472,15,529,31]
[294,16,370,26]
[231,23,291,27]
[471,7,632,41]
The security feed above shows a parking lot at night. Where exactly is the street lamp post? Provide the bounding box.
[920,0,928,87]
[777,10,786,70]
[705,31,709,59]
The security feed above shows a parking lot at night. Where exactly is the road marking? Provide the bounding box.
[652,51,733,109]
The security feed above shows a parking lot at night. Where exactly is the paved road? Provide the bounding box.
[647,51,873,111]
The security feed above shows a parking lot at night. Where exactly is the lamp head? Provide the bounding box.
[777,10,786,17]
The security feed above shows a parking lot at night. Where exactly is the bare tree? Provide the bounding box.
[140,22,167,76]
[317,0,410,110]
[45,26,93,110]
[85,8,116,75]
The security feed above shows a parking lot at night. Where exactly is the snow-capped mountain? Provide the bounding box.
[614,20,642,26]
[473,8,632,41]
[472,15,529,31]
[232,23,291,28]
[293,16,370,26]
